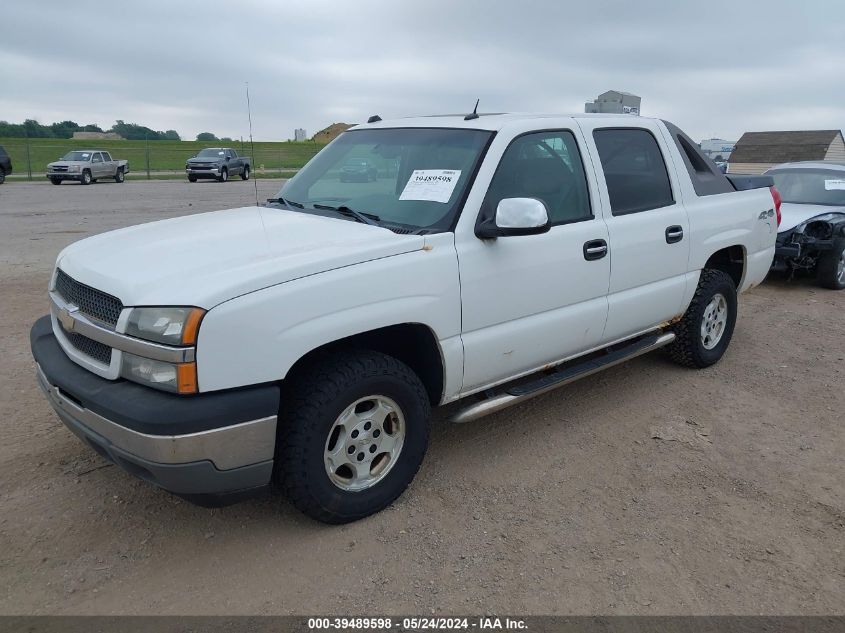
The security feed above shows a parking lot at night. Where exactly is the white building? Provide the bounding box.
[585,90,641,115]
[699,138,736,161]
[294,128,307,142]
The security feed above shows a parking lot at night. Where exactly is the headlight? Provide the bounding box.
[121,352,197,394]
[125,306,205,345]
[69,165,80,173]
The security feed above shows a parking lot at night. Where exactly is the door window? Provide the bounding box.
[101,152,111,161]
[593,128,675,215]
[484,131,592,226]
[92,153,103,163]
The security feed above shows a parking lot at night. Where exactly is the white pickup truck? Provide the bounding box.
[31,114,779,523]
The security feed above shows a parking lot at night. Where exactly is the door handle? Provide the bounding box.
[665,226,684,244]
[583,239,608,261]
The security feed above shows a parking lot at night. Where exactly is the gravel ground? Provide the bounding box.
[0,180,842,615]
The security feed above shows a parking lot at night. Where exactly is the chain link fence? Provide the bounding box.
[0,139,323,180]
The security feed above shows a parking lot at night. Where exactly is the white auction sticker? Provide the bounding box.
[399,169,462,203]
[824,179,845,190]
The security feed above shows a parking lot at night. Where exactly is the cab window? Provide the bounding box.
[484,130,592,225]
[593,128,675,215]
[92,153,103,163]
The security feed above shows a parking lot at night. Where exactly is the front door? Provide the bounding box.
[456,128,611,392]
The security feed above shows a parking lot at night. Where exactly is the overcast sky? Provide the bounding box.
[1,0,842,142]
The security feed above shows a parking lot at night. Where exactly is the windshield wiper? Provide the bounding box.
[313,203,381,226]
[266,196,304,209]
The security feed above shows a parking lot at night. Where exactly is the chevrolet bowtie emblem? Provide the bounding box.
[58,305,79,332]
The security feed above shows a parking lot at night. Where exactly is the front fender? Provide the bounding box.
[195,235,462,395]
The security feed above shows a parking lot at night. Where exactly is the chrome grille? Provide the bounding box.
[59,323,113,365]
[54,269,123,327]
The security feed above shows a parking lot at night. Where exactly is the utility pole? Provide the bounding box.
[145,132,150,179]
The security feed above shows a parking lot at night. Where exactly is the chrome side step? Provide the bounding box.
[450,331,676,424]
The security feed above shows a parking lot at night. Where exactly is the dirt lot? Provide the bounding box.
[0,180,842,615]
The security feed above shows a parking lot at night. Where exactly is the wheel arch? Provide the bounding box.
[283,323,445,406]
[703,244,746,289]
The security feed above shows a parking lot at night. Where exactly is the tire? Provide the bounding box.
[114,168,125,183]
[668,269,738,369]
[816,239,845,290]
[241,165,250,181]
[188,176,197,183]
[50,178,62,185]
[276,350,431,524]
[80,170,92,185]
[0,168,5,184]
[217,168,228,183]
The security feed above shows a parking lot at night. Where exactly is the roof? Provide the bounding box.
[598,90,639,98]
[352,112,657,132]
[729,130,843,164]
[766,161,845,173]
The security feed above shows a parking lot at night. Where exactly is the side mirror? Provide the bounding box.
[476,197,551,238]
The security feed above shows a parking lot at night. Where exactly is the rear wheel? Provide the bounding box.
[276,350,431,524]
[217,168,228,183]
[241,165,250,180]
[114,167,125,183]
[668,269,737,368]
[80,170,92,185]
[817,239,845,290]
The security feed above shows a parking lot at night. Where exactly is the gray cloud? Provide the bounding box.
[1,0,842,141]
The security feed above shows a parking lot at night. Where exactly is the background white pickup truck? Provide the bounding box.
[31,113,779,523]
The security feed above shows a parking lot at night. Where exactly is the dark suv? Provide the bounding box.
[0,146,11,184]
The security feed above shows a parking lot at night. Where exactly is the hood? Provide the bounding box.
[56,207,424,308]
[779,203,845,233]
[48,160,87,168]
[187,156,224,164]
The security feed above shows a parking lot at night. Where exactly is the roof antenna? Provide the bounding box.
[245,82,259,207]
[367,114,382,123]
[464,99,480,121]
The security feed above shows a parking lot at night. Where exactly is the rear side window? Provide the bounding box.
[92,153,103,163]
[101,151,111,161]
[593,128,675,215]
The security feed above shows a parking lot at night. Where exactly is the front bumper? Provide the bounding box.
[46,173,83,181]
[31,316,280,505]
[772,229,839,270]
[186,166,221,178]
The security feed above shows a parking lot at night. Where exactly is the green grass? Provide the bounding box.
[0,137,324,176]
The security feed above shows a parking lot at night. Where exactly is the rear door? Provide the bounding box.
[577,120,691,342]
[100,151,114,175]
[456,124,611,392]
[91,152,107,178]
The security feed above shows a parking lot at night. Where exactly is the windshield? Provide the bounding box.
[276,128,493,232]
[197,149,226,158]
[768,168,845,206]
[61,151,92,161]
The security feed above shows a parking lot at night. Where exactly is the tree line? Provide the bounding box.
[0,119,184,141]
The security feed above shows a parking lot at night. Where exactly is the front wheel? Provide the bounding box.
[817,239,845,290]
[668,269,738,368]
[80,170,92,185]
[276,350,431,524]
[0,168,5,184]
[50,177,62,185]
[114,167,125,183]
[217,168,228,183]
[241,165,250,181]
